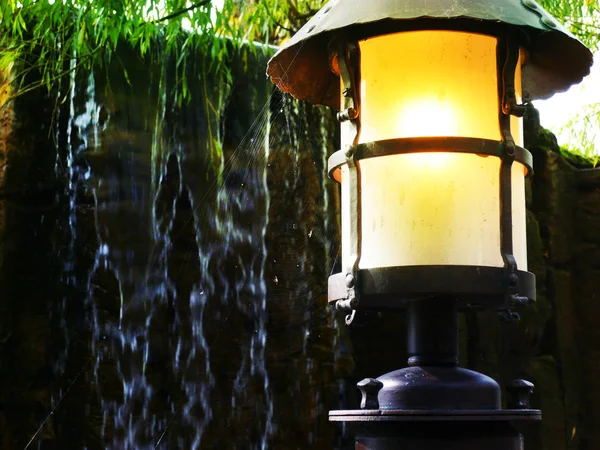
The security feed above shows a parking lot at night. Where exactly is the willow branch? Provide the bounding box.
[569,20,600,31]
[6,46,101,101]
[152,0,212,23]
[287,0,315,20]
[262,1,294,33]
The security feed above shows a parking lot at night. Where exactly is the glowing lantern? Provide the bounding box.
[267,1,592,448]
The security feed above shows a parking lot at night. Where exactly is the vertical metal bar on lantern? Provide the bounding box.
[332,39,362,324]
[498,36,529,317]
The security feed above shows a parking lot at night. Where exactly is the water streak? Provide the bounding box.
[35,42,343,449]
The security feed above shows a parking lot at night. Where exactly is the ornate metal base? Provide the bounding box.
[330,298,541,449]
[330,366,540,450]
[328,266,536,311]
[375,366,501,410]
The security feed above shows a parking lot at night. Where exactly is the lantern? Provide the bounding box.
[328,29,532,318]
[267,0,592,448]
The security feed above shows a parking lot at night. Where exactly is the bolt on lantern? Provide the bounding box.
[267,0,592,449]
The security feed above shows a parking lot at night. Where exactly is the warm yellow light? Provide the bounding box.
[347,30,523,146]
[341,154,527,270]
[394,98,459,138]
[338,30,528,273]
[396,151,453,169]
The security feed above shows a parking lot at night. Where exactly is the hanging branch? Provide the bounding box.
[153,0,212,24]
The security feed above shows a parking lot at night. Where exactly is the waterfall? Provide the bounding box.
[49,45,278,449]
[1,41,348,450]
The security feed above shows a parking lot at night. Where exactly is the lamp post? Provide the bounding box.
[267,1,593,448]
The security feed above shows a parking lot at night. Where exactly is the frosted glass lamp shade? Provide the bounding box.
[340,155,527,270]
[337,30,527,272]
[341,31,523,148]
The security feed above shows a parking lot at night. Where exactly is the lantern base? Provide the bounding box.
[375,366,500,410]
[330,297,540,447]
[328,265,535,310]
[330,367,540,450]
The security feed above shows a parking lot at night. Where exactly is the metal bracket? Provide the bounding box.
[498,309,521,323]
[501,44,528,118]
[331,38,362,325]
[498,37,531,317]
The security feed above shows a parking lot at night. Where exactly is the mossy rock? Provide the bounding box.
[559,146,596,169]
[534,127,595,169]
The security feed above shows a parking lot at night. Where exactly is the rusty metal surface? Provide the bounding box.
[326,137,534,180]
[497,37,531,323]
[327,266,536,309]
[332,39,362,325]
[267,0,593,108]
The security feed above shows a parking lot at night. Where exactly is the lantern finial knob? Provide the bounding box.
[357,378,384,409]
[507,379,535,409]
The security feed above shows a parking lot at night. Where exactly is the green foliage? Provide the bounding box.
[537,0,600,51]
[557,102,600,159]
[536,0,600,159]
[1,0,593,104]
[0,0,207,102]
[0,0,327,165]
[0,0,597,159]
[0,0,325,105]
[559,144,597,167]
[537,127,596,168]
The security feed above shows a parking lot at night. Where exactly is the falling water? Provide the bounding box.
[2,40,350,449]
[75,46,277,448]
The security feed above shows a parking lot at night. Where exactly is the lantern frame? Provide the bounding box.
[327,29,536,324]
[262,2,596,446]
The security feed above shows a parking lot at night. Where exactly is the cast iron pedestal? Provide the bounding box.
[330,298,541,449]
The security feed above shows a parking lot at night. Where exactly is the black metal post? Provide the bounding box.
[407,297,458,367]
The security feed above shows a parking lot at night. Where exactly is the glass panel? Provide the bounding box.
[337,30,528,271]
[355,31,500,145]
[340,153,527,270]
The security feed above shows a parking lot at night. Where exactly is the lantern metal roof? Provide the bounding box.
[266,0,593,109]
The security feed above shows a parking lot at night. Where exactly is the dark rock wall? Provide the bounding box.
[463,107,600,450]
[0,69,69,449]
[517,109,600,450]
